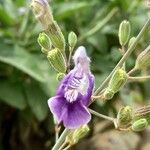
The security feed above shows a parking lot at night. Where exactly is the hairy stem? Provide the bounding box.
[52,129,70,150]
[94,18,150,96]
[58,141,68,150]
[128,76,150,81]
[89,108,115,122]
[128,67,137,75]
[67,46,73,72]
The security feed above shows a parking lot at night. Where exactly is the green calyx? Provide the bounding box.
[108,68,128,93]
[118,20,131,46]
[135,45,150,70]
[38,32,52,53]
[132,118,148,132]
[117,106,133,128]
[47,48,67,73]
[68,31,77,49]
[46,21,65,51]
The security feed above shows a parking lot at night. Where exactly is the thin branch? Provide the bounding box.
[89,108,115,122]
[128,67,137,75]
[58,141,68,150]
[52,129,70,150]
[128,76,150,82]
[63,145,71,150]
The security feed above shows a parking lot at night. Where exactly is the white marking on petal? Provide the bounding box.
[64,73,89,103]
[64,89,78,103]
[78,74,89,95]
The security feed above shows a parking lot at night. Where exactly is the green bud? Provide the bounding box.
[117,106,133,128]
[118,20,131,46]
[31,0,54,29]
[128,37,136,48]
[47,48,67,73]
[38,32,52,52]
[132,118,148,132]
[41,48,49,54]
[46,21,65,51]
[108,68,128,93]
[134,105,150,124]
[56,73,65,81]
[103,88,114,100]
[135,45,150,70]
[66,125,90,145]
[68,31,77,48]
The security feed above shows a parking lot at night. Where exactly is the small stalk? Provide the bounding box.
[52,129,70,150]
[58,141,68,150]
[128,76,150,82]
[128,67,137,75]
[89,108,115,122]
[63,145,71,150]
[67,46,73,72]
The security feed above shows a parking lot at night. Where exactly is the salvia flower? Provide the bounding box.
[48,46,95,129]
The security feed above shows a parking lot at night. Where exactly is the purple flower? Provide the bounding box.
[48,46,95,129]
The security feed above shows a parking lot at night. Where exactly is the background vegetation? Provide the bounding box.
[0,0,149,149]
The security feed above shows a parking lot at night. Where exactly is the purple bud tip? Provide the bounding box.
[73,46,90,67]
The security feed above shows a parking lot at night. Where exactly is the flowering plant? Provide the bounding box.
[31,0,150,149]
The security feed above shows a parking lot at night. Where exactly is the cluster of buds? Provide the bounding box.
[65,125,90,146]
[116,105,150,132]
[103,68,128,100]
[31,0,78,75]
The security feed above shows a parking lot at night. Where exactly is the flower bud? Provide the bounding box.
[31,0,54,29]
[47,48,67,73]
[134,105,150,124]
[117,106,133,128]
[135,45,150,70]
[118,20,131,46]
[68,31,77,48]
[38,32,52,52]
[132,118,148,132]
[56,73,65,81]
[108,68,128,93]
[66,125,90,145]
[103,88,114,100]
[128,37,136,48]
[46,21,65,51]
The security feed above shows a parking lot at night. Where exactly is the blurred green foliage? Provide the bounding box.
[0,0,149,149]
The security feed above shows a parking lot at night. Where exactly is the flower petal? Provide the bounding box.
[63,101,91,129]
[48,96,67,123]
[81,73,95,106]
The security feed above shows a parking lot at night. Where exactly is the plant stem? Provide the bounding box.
[55,124,60,143]
[79,7,118,41]
[52,129,70,150]
[128,67,137,75]
[128,76,150,81]
[67,46,73,72]
[63,145,71,150]
[93,18,150,96]
[58,141,68,150]
[89,108,115,122]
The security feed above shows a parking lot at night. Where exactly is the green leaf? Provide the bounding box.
[25,81,48,121]
[0,4,14,26]
[39,61,58,97]
[0,44,45,82]
[0,80,26,109]
[55,1,94,19]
